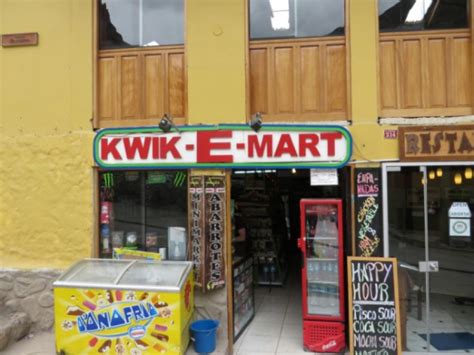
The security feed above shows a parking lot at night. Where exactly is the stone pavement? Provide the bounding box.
[0,332,226,355]
[0,332,54,355]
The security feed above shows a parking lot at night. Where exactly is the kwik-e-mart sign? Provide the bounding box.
[93,124,352,169]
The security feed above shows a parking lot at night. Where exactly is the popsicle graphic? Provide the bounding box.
[83,300,97,311]
[89,337,98,347]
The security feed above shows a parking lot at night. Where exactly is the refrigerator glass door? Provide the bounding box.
[118,261,188,288]
[305,203,341,317]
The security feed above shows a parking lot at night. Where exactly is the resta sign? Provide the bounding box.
[94,124,352,169]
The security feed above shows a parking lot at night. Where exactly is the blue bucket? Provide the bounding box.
[190,319,220,353]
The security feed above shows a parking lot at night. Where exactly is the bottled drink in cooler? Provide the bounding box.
[329,285,337,307]
[321,262,327,281]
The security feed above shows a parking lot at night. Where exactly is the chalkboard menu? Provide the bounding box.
[347,257,402,355]
[354,168,383,257]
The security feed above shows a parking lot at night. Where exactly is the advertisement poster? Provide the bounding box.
[54,280,193,354]
[354,168,383,257]
[189,176,205,288]
[203,176,226,292]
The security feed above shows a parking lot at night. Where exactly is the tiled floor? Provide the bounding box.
[186,271,474,354]
[233,273,310,355]
[405,293,474,353]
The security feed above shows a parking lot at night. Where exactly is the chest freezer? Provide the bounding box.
[53,259,194,355]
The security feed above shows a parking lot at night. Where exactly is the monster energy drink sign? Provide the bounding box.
[146,172,186,187]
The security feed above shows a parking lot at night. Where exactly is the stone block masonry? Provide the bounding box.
[0,269,61,333]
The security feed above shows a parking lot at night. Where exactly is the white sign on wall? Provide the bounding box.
[310,169,338,186]
[448,202,471,238]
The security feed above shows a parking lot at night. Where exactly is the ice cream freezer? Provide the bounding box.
[53,259,194,355]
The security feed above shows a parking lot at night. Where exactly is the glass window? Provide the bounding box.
[379,0,468,32]
[99,170,188,258]
[99,0,184,49]
[249,0,345,40]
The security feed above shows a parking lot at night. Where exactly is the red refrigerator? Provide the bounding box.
[298,199,346,353]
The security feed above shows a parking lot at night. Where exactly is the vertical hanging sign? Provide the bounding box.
[354,168,383,257]
[189,176,205,288]
[203,176,226,291]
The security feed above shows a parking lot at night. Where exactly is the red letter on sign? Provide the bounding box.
[101,138,122,160]
[197,131,233,163]
[123,137,152,160]
[160,136,182,159]
[274,134,298,157]
[298,134,320,157]
[320,132,342,156]
[248,135,273,158]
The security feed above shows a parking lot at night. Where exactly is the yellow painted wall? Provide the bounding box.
[186,0,246,124]
[348,0,398,162]
[0,0,94,269]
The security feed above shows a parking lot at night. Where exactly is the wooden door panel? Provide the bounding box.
[98,57,117,120]
[168,53,185,117]
[249,37,347,121]
[427,38,447,108]
[379,41,398,110]
[452,37,471,107]
[249,49,269,114]
[401,39,422,109]
[326,44,346,112]
[300,46,321,113]
[144,54,165,119]
[120,56,141,119]
[97,46,186,128]
[380,30,471,117]
[274,47,295,114]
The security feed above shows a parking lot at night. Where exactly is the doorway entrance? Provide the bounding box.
[230,168,350,352]
[382,162,474,353]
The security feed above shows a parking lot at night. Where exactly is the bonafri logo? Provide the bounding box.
[77,301,158,338]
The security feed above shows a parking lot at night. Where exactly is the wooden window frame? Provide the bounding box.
[245,0,351,122]
[92,0,188,129]
[375,0,474,118]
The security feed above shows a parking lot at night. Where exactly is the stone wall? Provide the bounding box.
[0,269,61,332]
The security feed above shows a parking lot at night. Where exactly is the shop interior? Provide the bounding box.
[230,168,350,350]
[387,165,474,352]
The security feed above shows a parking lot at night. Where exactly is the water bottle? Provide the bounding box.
[329,286,337,307]
[270,259,276,283]
[327,262,333,282]
[314,262,320,281]
[313,285,320,307]
[319,285,326,307]
[321,262,327,281]
[263,264,269,282]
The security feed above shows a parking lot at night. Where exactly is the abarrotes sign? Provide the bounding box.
[93,124,352,169]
